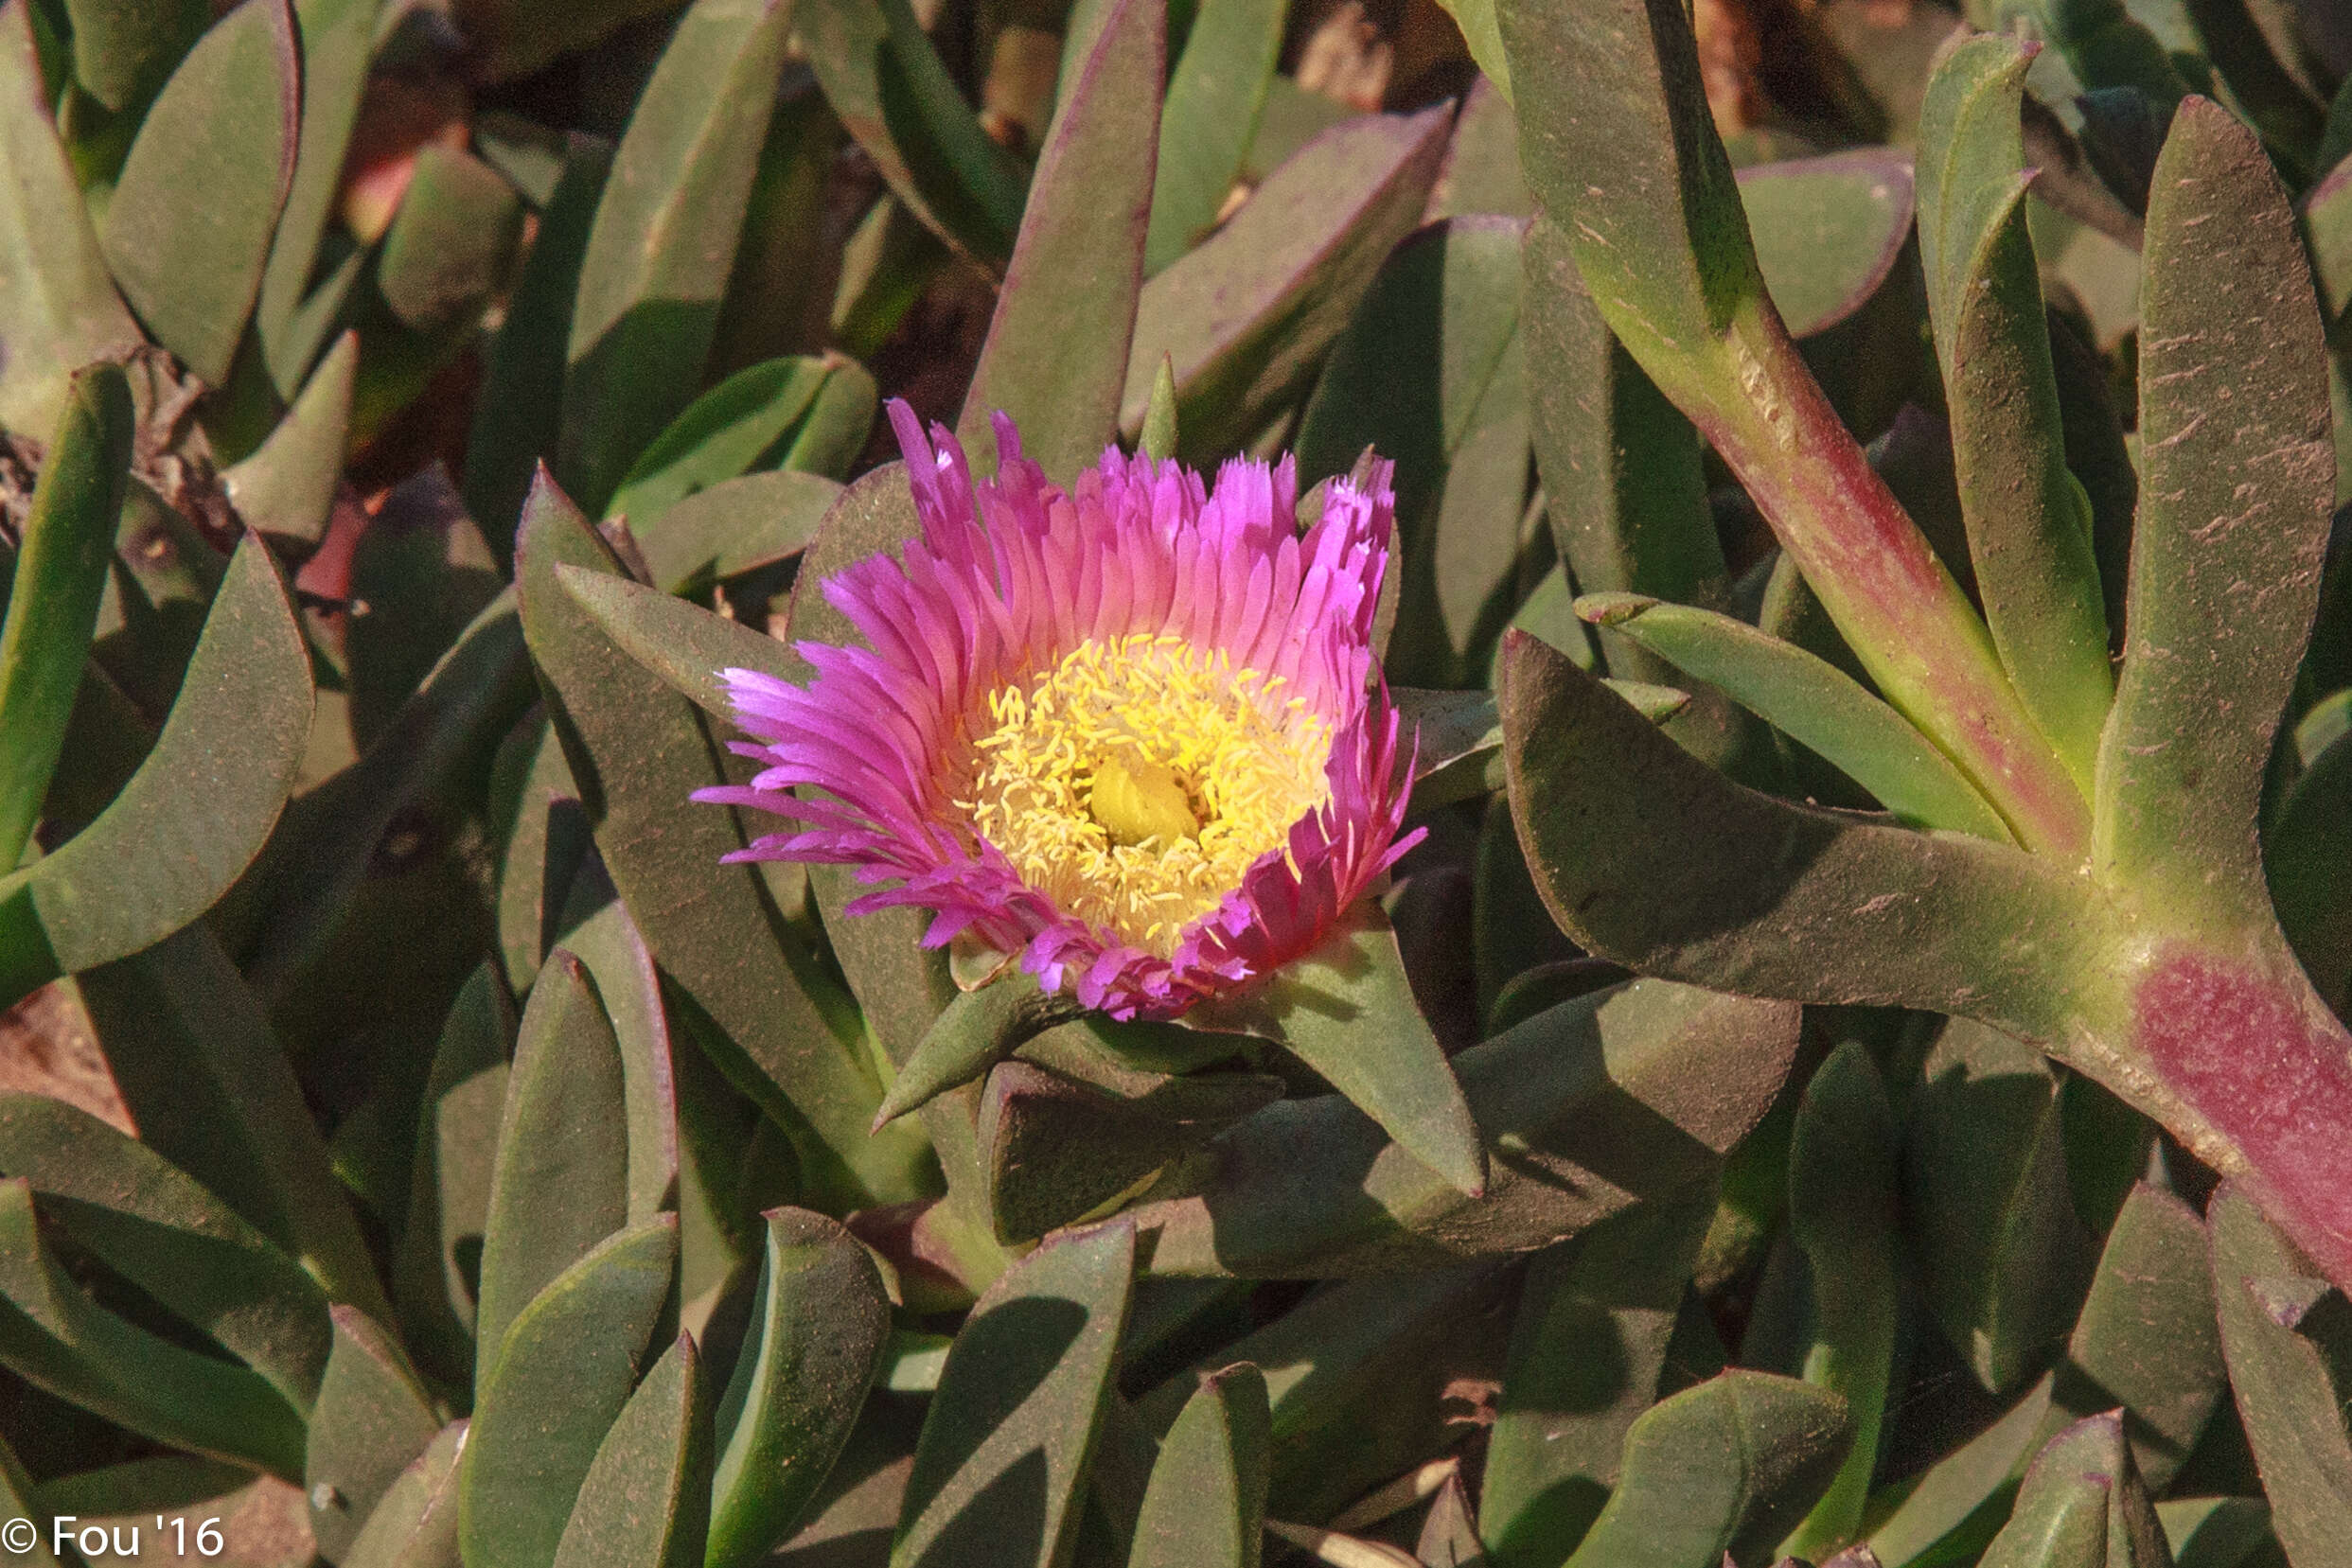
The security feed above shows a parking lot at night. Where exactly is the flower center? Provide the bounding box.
[961,634,1332,957]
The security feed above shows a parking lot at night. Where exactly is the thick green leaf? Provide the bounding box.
[69,924,386,1318]
[2269,722,2352,1013]
[0,1432,60,1568]
[1137,980,1796,1277]
[633,469,841,595]
[980,1046,1283,1246]
[797,0,1027,269]
[557,563,801,718]
[235,594,529,997]
[2184,0,2324,171]
[0,0,141,437]
[2096,97,2333,930]
[1917,36,2113,786]
[1128,1365,1269,1568]
[893,1220,1135,1568]
[1906,1019,2096,1395]
[254,0,376,396]
[1866,1373,2055,1565]
[377,146,524,334]
[1493,0,1761,389]
[59,0,203,113]
[345,1421,467,1568]
[471,949,631,1385]
[1143,0,1283,273]
[1778,1045,1900,1560]
[1120,104,1451,460]
[344,469,506,749]
[1560,1371,1850,1568]
[1297,218,1529,688]
[1577,593,2011,838]
[0,1090,333,1415]
[552,866,682,1225]
[463,133,612,558]
[222,328,356,553]
[1480,1193,1715,1567]
[1498,631,2112,1042]
[2208,1182,2352,1567]
[392,963,516,1393]
[1516,217,1742,766]
[0,530,308,1001]
[0,1176,307,1477]
[458,1217,680,1568]
[307,1307,442,1563]
[515,473,923,1209]
[97,0,295,384]
[708,1208,892,1568]
[558,0,797,514]
[957,0,1160,479]
[86,478,224,727]
[1740,149,1917,339]
[874,975,1082,1128]
[1139,1264,1512,1520]
[552,1334,713,1568]
[2157,1498,2278,1568]
[1194,911,1485,1198]
[1978,1413,2170,1568]
[2037,0,2196,107]
[451,0,679,82]
[2055,1183,2221,1489]
[607,355,852,527]
[0,361,131,869]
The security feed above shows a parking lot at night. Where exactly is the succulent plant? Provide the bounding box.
[2,0,2351,1562]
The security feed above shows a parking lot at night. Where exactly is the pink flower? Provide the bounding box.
[697,403,1420,1020]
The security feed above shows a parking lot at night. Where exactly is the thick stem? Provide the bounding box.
[1698,304,2093,858]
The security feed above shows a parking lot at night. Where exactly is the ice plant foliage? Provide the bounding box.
[699,403,1420,1019]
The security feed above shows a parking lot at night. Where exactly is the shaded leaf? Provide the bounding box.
[1121,105,1452,460]
[0,533,309,1007]
[559,0,798,514]
[634,468,841,595]
[1977,1412,2170,1568]
[708,1208,893,1568]
[0,1175,306,1477]
[97,0,296,384]
[1740,150,1917,339]
[68,924,386,1319]
[376,147,524,334]
[471,950,631,1385]
[957,0,1162,479]
[1298,217,1530,687]
[1480,1192,1715,1567]
[1137,979,1796,1277]
[2208,1182,2352,1567]
[457,1217,680,1568]
[1561,1371,1851,1568]
[345,1422,467,1568]
[1143,0,1284,273]
[1866,1373,2054,1566]
[253,0,376,396]
[893,1220,1135,1568]
[797,0,1027,269]
[0,361,132,870]
[222,328,357,553]
[1576,593,2009,838]
[1128,1364,1270,1568]
[1906,1019,2096,1395]
[551,1334,712,1568]
[1777,1046,1899,1560]
[307,1308,442,1563]
[0,1090,333,1416]
[0,0,142,436]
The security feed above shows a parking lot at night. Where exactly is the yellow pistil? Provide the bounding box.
[959,634,1331,957]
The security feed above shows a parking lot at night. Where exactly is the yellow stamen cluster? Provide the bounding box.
[960,634,1331,957]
